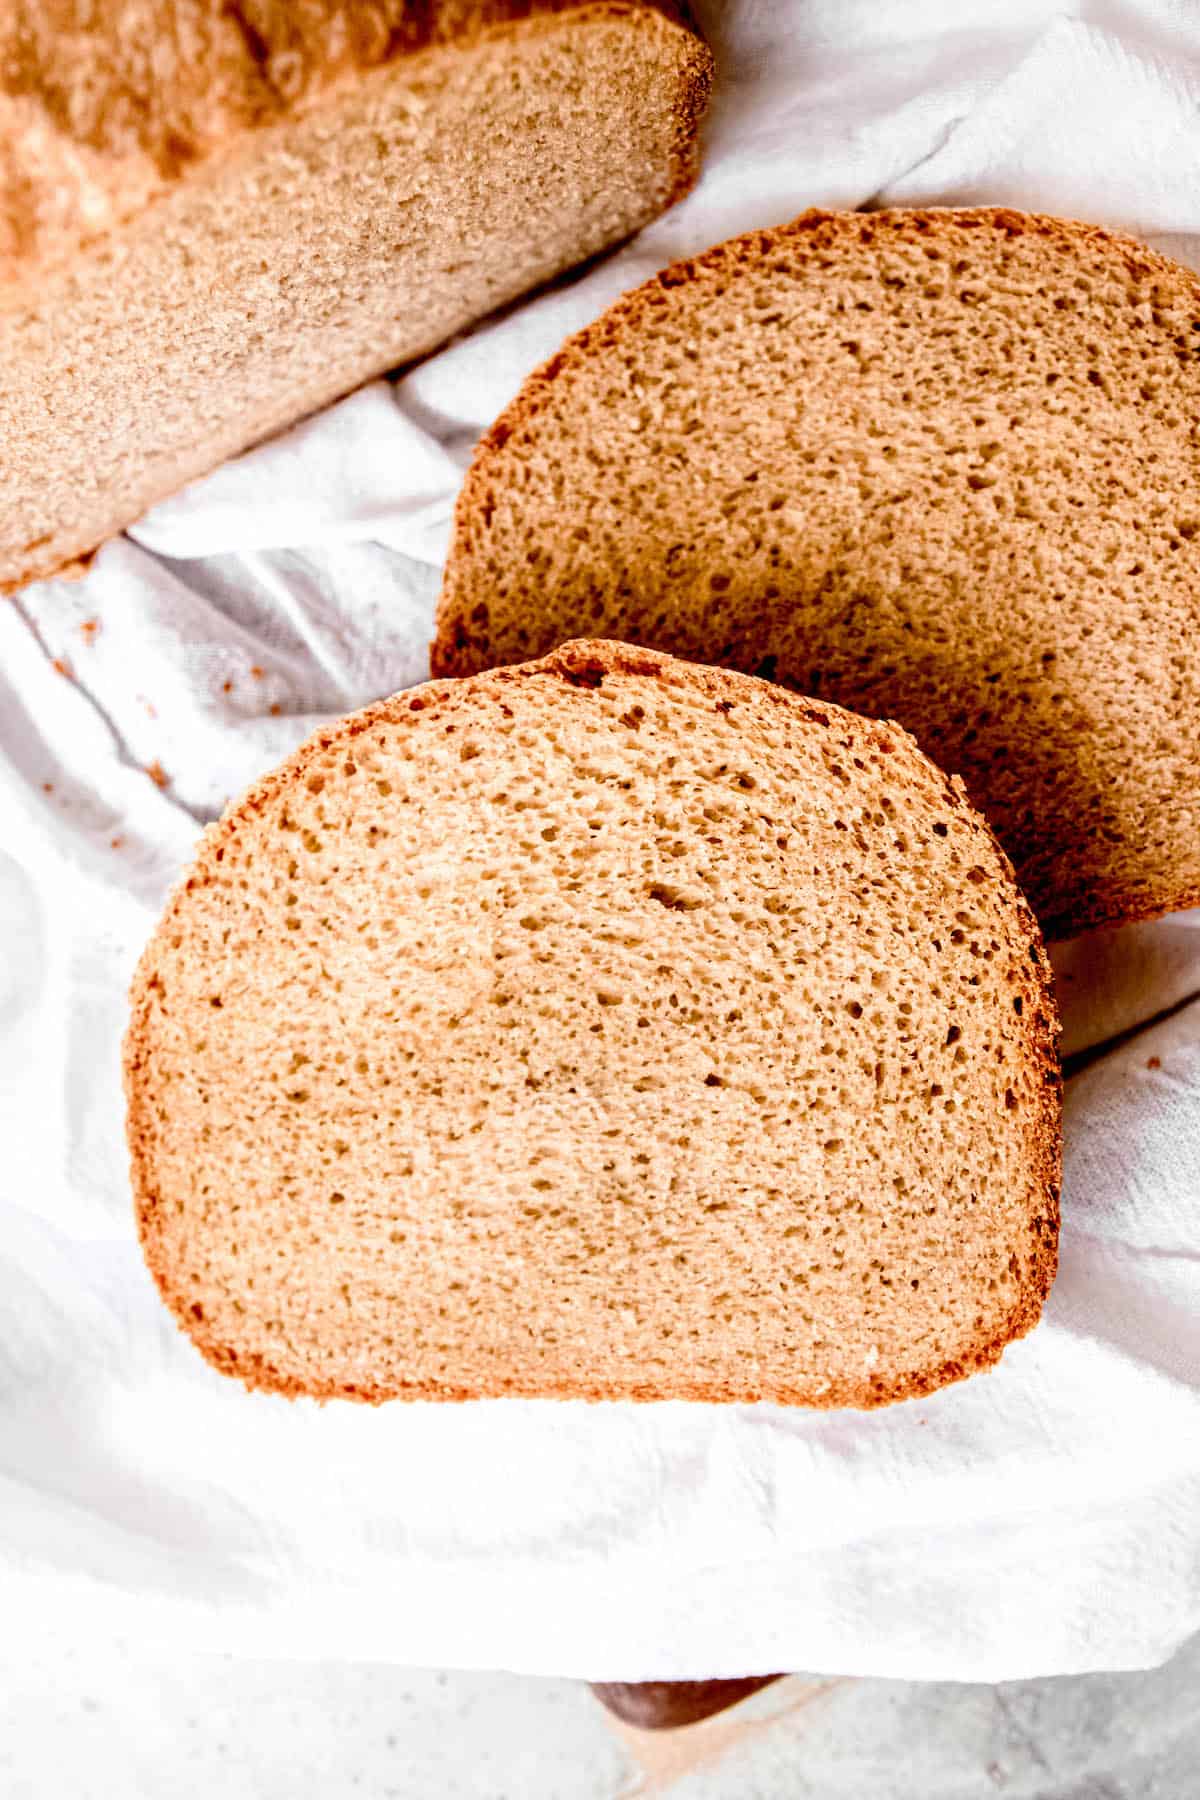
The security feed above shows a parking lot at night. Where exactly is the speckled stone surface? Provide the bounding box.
[1,1619,1196,1798]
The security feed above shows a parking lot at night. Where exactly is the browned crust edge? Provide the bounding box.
[1038,882,1200,943]
[125,638,1062,1409]
[432,206,1200,941]
[2,2,711,597]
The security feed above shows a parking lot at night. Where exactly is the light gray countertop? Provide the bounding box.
[3,1618,1194,1798]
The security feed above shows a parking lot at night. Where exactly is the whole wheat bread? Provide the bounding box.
[0,1,710,591]
[436,208,1200,940]
[125,640,1061,1408]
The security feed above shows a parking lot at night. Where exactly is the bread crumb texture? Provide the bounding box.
[125,642,1061,1408]
[0,2,711,587]
[437,208,1200,940]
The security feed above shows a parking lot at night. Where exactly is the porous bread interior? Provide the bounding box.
[436,208,1200,941]
[0,3,710,588]
[0,1,695,235]
[126,641,1060,1408]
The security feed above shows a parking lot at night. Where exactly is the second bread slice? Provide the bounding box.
[436,208,1200,940]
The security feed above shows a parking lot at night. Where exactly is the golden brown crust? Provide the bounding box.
[1037,882,1200,943]
[653,2,710,209]
[126,638,1062,1408]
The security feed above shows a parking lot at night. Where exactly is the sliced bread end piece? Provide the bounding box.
[1,3,712,590]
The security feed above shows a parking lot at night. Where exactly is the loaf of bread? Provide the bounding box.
[0,1,710,591]
[435,208,1200,941]
[125,640,1060,1408]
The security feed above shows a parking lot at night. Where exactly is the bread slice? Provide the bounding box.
[0,1,710,591]
[435,208,1200,941]
[124,639,1060,1408]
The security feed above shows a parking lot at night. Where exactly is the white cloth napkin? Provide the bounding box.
[3,0,1200,1683]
